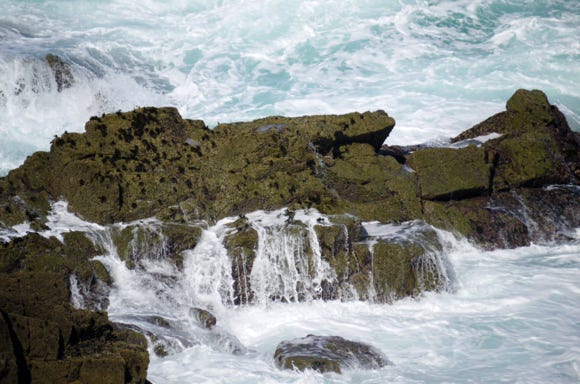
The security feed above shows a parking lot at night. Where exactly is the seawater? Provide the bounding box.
[1,0,579,174]
[2,202,578,383]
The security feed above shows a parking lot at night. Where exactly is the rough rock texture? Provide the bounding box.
[189,307,217,329]
[419,89,580,246]
[274,334,390,373]
[1,89,579,381]
[0,272,148,384]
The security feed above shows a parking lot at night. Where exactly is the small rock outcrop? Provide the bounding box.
[45,54,75,92]
[189,307,217,329]
[274,334,390,373]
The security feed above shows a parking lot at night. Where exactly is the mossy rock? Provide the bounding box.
[325,143,422,222]
[224,218,259,304]
[45,107,209,223]
[423,197,530,249]
[407,145,491,200]
[0,272,149,384]
[112,222,202,270]
[274,335,389,373]
[314,219,370,300]
[366,226,445,302]
[0,151,51,228]
[215,110,395,155]
[490,134,568,190]
[0,232,110,300]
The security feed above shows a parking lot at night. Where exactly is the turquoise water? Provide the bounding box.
[1,0,579,174]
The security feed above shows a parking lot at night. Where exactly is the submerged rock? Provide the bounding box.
[274,334,390,373]
[189,307,217,329]
[45,54,75,92]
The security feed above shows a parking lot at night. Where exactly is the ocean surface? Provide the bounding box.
[1,0,579,175]
[1,1,580,383]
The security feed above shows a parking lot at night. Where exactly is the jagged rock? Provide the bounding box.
[113,222,202,270]
[0,88,579,382]
[324,143,422,222]
[0,232,110,309]
[274,335,390,373]
[223,217,259,304]
[355,222,448,302]
[0,272,149,383]
[216,110,395,154]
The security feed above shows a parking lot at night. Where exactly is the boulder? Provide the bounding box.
[407,145,491,200]
[274,335,390,373]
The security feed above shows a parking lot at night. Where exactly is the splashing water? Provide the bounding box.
[1,200,579,382]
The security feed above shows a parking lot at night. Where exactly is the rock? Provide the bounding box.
[189,307,217,329]
[223,217,259,304]
[0,88,579,381]
[324,143,422,222]
[0,272,149,383]
[217,110,395,155]
[113,222,202,270]
[45,54,75,92]
[0,232,110,310]
[274,335,390,373]
[407,145,491,200]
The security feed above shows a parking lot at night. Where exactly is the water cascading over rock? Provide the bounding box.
[1,89,579,381]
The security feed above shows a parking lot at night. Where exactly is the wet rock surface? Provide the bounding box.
[0,89,579,382]
[0,272,148,384]
[274,334,390,373]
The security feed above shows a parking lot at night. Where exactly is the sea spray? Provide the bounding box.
[1,200,578,382]
[2,0,579,176]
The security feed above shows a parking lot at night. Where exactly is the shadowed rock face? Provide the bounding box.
[0,89,579,381]
[0,272,148,384]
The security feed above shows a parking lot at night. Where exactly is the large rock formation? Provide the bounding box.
[0,89,579,382]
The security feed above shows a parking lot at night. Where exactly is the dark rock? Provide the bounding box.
[45,54,75,92]
[274,335,390,373]
[0,272,149,383]
[223,218,259,304]
[189,307,217,329]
